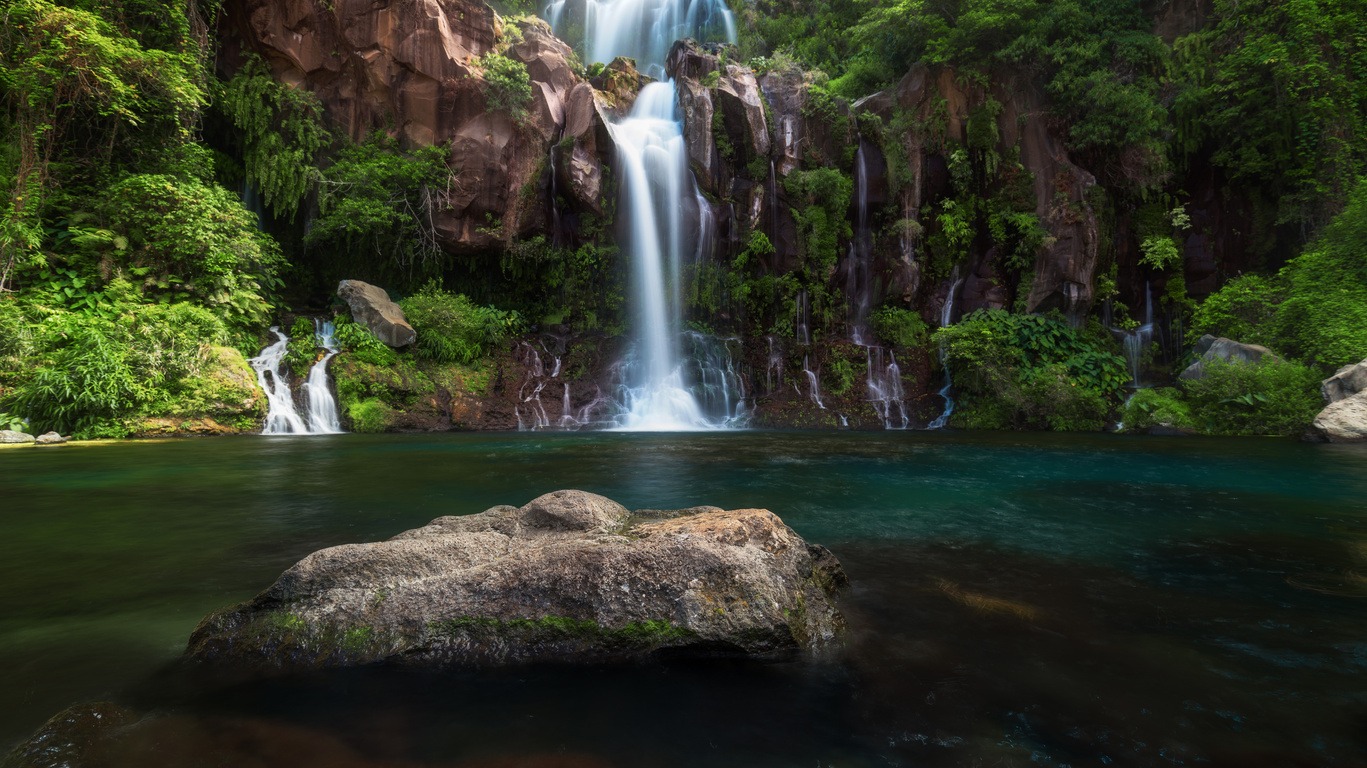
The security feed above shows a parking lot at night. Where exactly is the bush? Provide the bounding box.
[1,298,231,437]
[1181,359,1322,436]
[398,282,523,365]
[934,309,1129,431]
[346,397,395,433]
[478,52,532,120]
[870,306,929,348]
[1189,274,1282,349]
[333,316,398,366]
[1120,387,1194,432]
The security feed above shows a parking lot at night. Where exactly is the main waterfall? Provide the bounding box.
[546,0,740,430]
[608,83,723,429]
[545,0,736,79]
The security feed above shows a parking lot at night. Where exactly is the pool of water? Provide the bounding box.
[2,431,1365,766]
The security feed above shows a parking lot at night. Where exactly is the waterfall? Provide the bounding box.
[609,82,727,430]
[1117,281,1154,387]
[848,140,874,344]
[803,354,825,409]
[544,0,738,430]
[928,270,964,429]
[866,346,909,429]
[250,324,342,436]
[545,0,736,77]
[302,320,342,434]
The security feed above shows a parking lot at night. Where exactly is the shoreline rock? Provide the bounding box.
[185,490,846,670]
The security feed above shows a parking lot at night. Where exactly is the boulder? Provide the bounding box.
[186,490,846,670]
[714,64,770,163]
[336,280,417,348]
[34,432,68,445]
[1179,335,1282,380]
[1321,358,1367,403]
[1311,393,1367,443]
[0,430,34,444]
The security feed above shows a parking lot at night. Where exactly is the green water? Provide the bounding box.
[2,432,1365,766]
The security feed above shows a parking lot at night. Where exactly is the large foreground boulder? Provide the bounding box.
[186,491,846,670]
[337,280,417,348]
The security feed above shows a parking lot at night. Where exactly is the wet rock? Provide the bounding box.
[559,83,616,214]
[34,432,68,445]
[1321,358,1367,403]
[714,65,770,163]
[337,280,417,348]
[0,430,34,444]
[1178,335,1282,380]
[591,57,646,114]
[1,701,139,768]
[186,490,846,670]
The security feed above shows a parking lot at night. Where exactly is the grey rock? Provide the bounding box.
[1321,358,1367,403]
[336,280,417,348]
[34,431,68,445]
[0,430,34,444]
[185,490,846,670]
[1311,391,1367,442]
[1179,335,1283,380]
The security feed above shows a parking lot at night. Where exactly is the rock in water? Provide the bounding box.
[186,491,846,669]
[1311,358,1367,442]
[0,430,35,444]
[34,431,68,445]
[337,280,417,348]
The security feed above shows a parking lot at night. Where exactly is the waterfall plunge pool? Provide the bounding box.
[2,431,1365,765]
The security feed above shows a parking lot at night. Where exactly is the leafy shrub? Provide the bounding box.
[827,357,857,396]
[2,300,228,437]
[99,175,283,334]
[346,398,395,433]
[398,282,524,365]
[1189,274,1282,349]
[1120,387,1194,432]
[1181,359,1322,436]
[333,316,398,366]
[934,309,1128,431]
[478,52,532,119]
[871,307,929,348]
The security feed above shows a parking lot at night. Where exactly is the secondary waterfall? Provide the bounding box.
[250,322,342,436]
[1117,282,1154,387]
[545,0,736,77]
[303,320,342,433]
[928,270,964,429]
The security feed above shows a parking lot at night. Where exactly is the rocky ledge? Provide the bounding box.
[186,491,846,669]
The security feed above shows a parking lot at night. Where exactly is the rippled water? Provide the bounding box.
[2,432,1365,766]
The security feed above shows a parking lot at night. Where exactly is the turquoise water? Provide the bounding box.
[2,432,1365,765]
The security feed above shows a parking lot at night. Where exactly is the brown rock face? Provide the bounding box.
[185,490,846,670]
[222,3,589,254]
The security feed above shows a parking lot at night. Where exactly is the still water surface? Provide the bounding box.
[2,432,1365,766]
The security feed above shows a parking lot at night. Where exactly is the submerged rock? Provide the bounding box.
[337,280,417,348]
[186,490,845,670]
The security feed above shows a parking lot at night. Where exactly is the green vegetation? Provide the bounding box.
[1191,180,1367,369]
[399,281,524,365]
[1181,359,1323,437]
[478,52,533,120]
[934,309,1128,431]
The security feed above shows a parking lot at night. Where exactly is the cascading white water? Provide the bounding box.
[544,0,739,430]
[251,324,342,435]
[545,0,736,77]
[609,82,730,430]
[802,354,825,409]
[866,346,909,429]
[848,140,875,343]
[302,320,342,434]
[928,270,964,430]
